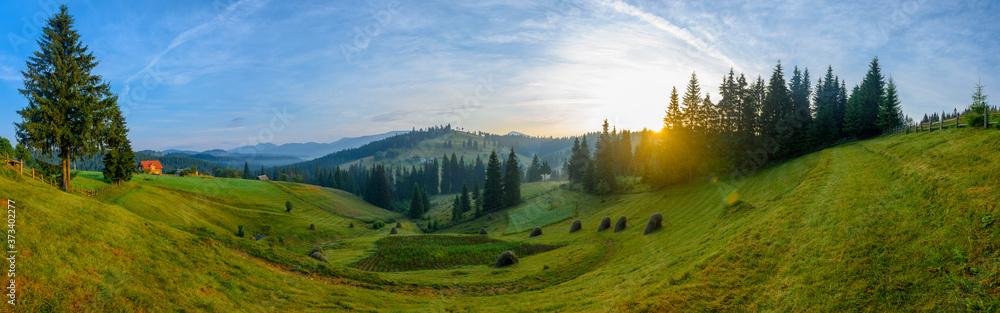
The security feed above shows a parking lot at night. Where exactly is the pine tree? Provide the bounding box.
[761,61,792,159]
[243,162,252,179]
[440,154,451,194]
[460,184,471,213]
[451,195,462,222]
[15,6,120,191]
[877,77,903,131]
[665,86,682,131]
[968,80,990,128]
[682,72,702,136]
[483,150,503,212]
[502,148,521,207]
[527,154,542,182]
[472,182,482,216]
[102,107,135,186]
[845,57,885,137]
[409,184,424,219]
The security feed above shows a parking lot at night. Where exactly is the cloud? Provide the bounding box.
[121,0,270,94]
[598,0,738,70]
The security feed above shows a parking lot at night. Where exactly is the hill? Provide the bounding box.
[7,128,999,311]
[229,130,410,159]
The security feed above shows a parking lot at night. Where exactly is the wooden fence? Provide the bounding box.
[1,158,116,197]
[889,109,998,134]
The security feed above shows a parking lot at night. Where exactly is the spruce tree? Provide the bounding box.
[16,5,119,191]
[451,195,462,222]
[845,57,885,137]
[460,184,471,213]
[877,77,902,131]
[409,184,424,219]
[243,162,252,179]
[761,61,792,159]
[527,154,542,182]
[502,148,521,207]
[101,107,135,186]
[483,150,503,212]
[440,154,451,194]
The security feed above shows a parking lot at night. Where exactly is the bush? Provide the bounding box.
[373,220,386,230]
[236,225,244,237]
[285,200,293,213]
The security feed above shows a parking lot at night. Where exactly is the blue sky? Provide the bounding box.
[1,0,997,151]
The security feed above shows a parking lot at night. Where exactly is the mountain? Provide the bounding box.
[228,130,409,159]
[505,131,533,137]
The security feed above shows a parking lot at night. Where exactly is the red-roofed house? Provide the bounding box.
[139,160,163,175]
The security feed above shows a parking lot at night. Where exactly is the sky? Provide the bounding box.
[0,0,997,151]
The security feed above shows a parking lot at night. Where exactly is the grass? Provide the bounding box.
[6,127,1000,311]
[349,235,561,272]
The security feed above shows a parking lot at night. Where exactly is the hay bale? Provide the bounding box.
[569,219,582,233]
[308,247,329,263]
[643,212,663,235]
[614,216,627,233]
[529,227,543,238]
[396,222,402,228]
[349,222,354,228]
[479,227,488,235]
[493,250,519,268]
[389,227,398,235]
[309,223,316,231]
[597,216,611,232]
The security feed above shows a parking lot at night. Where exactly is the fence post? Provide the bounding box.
[942,111,945,130]
[986,107,989,128]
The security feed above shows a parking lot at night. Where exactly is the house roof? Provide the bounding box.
[257,175,269,180]
[139,160,163,169]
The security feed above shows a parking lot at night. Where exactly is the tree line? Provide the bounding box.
[569,58,903,191]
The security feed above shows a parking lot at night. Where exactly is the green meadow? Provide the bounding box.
[4,128,998,311]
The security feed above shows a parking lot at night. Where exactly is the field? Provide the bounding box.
[350,235,561,272]
[4,127,999,311]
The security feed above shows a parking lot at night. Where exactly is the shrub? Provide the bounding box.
[285,200,293,213]
[598,216,611,232]
[494,250,519,268]
[236,225,244,237]
[570,220,582,233]
[643,212,662,235]
[614,216,627,233]
[529,227,543,238]
[373,220,386,230]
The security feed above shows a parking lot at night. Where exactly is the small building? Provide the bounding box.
[138,160,163,175]
[257,175,269,181]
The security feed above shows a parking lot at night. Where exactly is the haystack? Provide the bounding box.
[614,216,627,233]
[349,222,354,228]
[479,227,488,235]
[493,250,519,268]
[569,219,582,233]
[389,227,398,235]
[309,223,316,231]
[597,216,611,232]
[396,222,402,228]
[643,212,663,235]
[308,247,329,263]
[529,227,543,238]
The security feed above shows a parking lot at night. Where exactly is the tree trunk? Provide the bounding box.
[61,157,70,191]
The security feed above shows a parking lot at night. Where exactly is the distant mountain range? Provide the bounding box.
[227,131,409,159]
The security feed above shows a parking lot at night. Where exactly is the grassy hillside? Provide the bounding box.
[7,128,1000,311]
